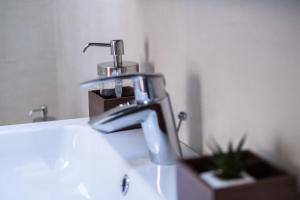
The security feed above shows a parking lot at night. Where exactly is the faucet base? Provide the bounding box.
[141,110,177,165]
[149,151,177,165]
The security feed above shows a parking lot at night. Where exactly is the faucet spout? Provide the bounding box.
[81,73,182,165]
[90,103,177,164]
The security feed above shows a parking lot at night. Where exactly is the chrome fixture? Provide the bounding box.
[29,105,55,122]
[176,111,187,133]
[121,174,130,196]
[81,73,182,165]
[82,39,139,98]
[83,40,124,67]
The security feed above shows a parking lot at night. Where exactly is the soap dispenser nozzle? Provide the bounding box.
[83,40,124,67]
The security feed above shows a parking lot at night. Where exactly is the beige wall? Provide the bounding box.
[53,0,300,183]
[0,0,58,125]
[53,0,144,119]
[141,0,300,155]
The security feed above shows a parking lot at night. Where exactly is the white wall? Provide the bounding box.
[0,0,58,125]
[53,0,300,183]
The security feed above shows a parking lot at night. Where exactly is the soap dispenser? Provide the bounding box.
[83,39,139,98]
[83,39,141,130]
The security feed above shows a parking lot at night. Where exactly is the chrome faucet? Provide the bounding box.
[80,73,182,165]
[29,105,56,122]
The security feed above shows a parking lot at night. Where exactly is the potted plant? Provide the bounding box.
[200,135,255,189]
[177,135,298,200]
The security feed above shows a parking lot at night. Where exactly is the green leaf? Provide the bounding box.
[228,141,233,153]
[237,134,247,152]
[211,137,223,154]
[207,141,217,154]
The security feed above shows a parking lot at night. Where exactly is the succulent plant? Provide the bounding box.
[208,135,248,180]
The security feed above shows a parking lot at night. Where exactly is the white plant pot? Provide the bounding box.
[199,171,255,189]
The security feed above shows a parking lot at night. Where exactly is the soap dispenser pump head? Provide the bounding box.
[83,39,124,67]
[82,39,139,78]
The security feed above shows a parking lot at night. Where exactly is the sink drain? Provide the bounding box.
[121,174,130,196]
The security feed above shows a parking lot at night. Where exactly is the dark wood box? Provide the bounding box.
[88,88,140,131]
[177,151,298,200]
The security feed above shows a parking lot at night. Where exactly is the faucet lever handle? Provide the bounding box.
[81,73,164,87]
[80,73,166,104]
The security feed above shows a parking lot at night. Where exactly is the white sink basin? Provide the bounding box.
[0,118,194,200]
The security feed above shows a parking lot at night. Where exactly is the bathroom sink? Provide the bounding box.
[0,118,195,200]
